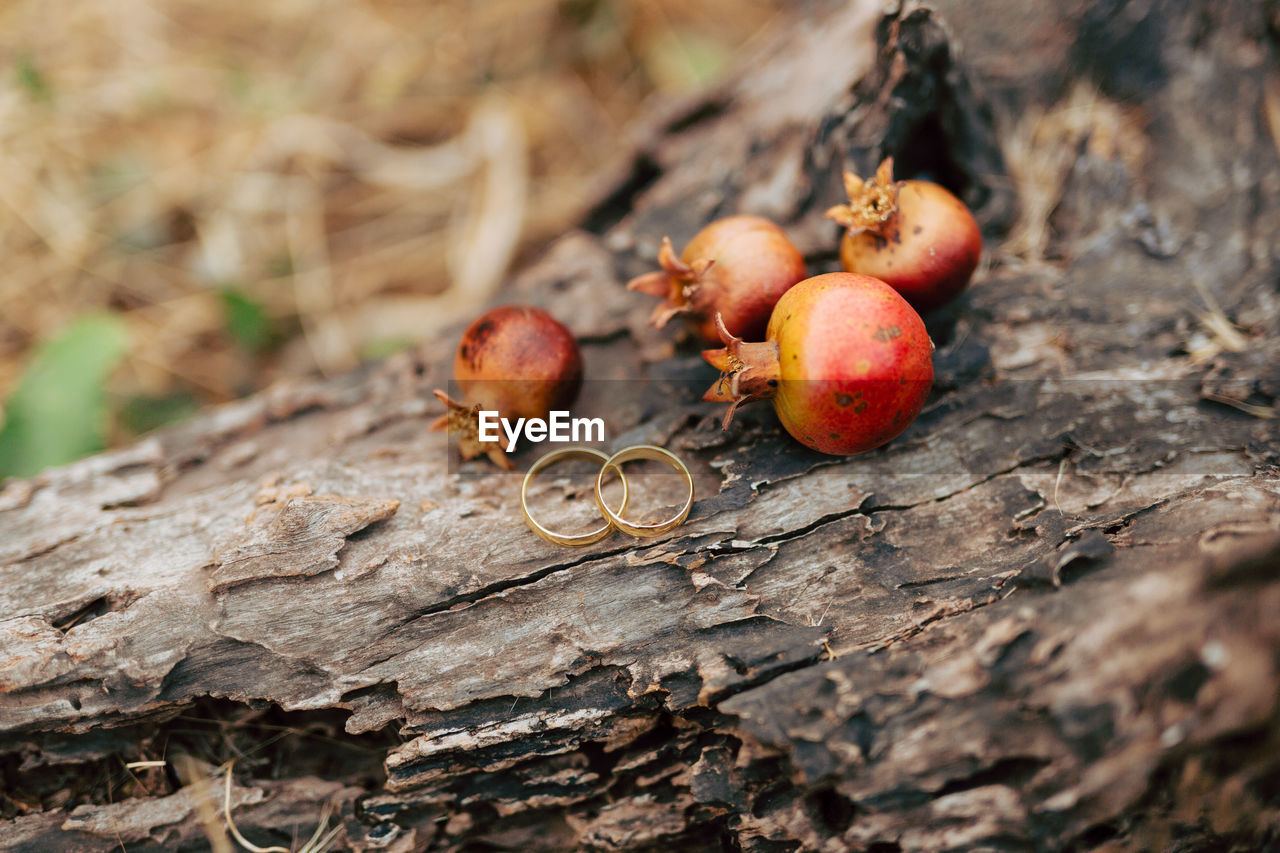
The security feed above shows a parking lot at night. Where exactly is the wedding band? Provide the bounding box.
[595,445,694,538]
[522,447,629,546]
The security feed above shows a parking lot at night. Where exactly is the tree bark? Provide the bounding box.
[3,0,1280,850]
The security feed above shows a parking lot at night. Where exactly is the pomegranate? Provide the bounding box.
[432,305,582,468]
[825,158,981,313]
[702,272,933,455]
[627,215,807,343]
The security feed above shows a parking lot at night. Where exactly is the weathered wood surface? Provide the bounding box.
[3,0,1280,850]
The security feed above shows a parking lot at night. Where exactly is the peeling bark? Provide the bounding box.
[3,0,1280,850]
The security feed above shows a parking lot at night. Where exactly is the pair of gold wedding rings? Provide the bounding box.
[520,445,694,546]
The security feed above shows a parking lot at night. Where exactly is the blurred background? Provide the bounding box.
[0,0,787,478]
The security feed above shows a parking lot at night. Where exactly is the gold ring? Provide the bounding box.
[595,445,694,538]
[522,447,629,546]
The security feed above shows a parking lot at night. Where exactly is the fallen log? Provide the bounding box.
[2,0,1279,850]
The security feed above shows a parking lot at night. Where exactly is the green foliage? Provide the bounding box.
[0,313,129,479]
[90,155,149,203]
[642,27,732,92]
[220,286,274,352]
[14,52,51,102]
[361,336,415,362]
[119,392,200,437]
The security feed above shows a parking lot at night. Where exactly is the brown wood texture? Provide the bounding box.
[3,0,1280,850]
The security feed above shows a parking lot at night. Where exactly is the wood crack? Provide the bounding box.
[410,544,641,619]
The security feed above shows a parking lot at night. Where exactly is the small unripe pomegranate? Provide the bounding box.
[432,305,582,468]
[825,158,981,313]
[702,272,933,455]
[627,215,807,343]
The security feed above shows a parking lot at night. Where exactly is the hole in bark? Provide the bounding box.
[339,683,388,705]
[933,756,1050,798]
[895,114,970,202]
[581,152,662,235]
[658,667,704,704]
[1250,760,1280,803]
[5,697,403,822]
[1074,820,1120,847]
[842,711,877,761]
[52,596,112,631]
[51,593,138,632]
[1056,555,1107,586]
[171,698,402,786]
[752,780,797,818]
[663,98,730,135]
[896,573,963,590]
[366,822,398,840]
[723,654,749,676]
[1162,658,1212,704]
[1103,518,1132,535]
[987,630,1037,675]
[809,786,856,833]
[594,712,698,801]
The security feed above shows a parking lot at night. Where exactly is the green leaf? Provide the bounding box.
[641,27,732,93]
[220,286,274,352]
[119,392,200,437]
[15,52,51,102]
[0,313,130,479]
[361,336,415,362]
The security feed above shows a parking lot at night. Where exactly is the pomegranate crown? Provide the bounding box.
[700,313,779,430]
[430,389,512,469]
[824,157,901,235]
[626,236,715,329]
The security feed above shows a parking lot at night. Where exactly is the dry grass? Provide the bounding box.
[0,0,783,441]
[1000,81,1148,264]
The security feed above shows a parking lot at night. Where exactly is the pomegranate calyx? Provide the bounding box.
[625,271,670,298]
[649,301,692,329]
[699,313,780,429]
[625,235,691,299]
[656,236,693,279]
[627,238,717,328]
[824,156,900,235]
[431,389,512,469]
[682,258,714,292]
